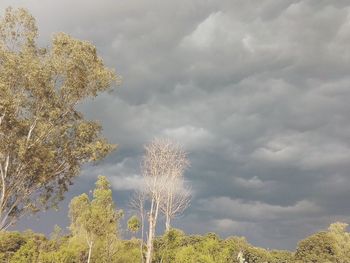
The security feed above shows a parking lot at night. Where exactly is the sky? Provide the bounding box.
[2,0,350,250]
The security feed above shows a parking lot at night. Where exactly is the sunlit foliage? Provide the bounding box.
[0,7,119,230]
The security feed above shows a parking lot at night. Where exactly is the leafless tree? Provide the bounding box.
[140,138,190,263]
[160,177,191,232]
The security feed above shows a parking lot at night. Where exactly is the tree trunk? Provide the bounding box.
[145,218,154,263]
[141,211,144,263]
[145,198,154,263]
[87,241,93,263]
[165,215,171,232]
[146,197,160,263]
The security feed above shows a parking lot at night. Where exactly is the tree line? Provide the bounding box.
[0,175,349,262]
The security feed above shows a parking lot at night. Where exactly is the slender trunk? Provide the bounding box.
[164,182,174,233]
[145,221,154,263]
[145,198,154,263]
[165,215,171,232]
[146,196,161,263]
[0,154,9,230]
[87,241,93,263]
[140,209,144,263]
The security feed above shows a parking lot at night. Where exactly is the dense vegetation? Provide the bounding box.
[0,176,349,263]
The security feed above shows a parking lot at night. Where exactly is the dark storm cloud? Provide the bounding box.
[3,0,350,249]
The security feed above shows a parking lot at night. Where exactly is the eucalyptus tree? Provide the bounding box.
[69,176,122,263]
[0,7,119,230]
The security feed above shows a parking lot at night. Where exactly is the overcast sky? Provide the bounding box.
[2,0,350,250]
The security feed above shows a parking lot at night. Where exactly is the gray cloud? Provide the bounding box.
[3,0,350,250]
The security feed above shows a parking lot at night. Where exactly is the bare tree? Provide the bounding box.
[140,138,190,263]
[142,139,169,263]
[160,177,191,232]
[157,140,190,232]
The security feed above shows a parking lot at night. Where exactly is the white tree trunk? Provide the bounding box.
[145,197,155,263]
[145,197,161,263]
[145,224,153,263]
[87,241,93,263]
[140,210,144,263]
[165,215,171,232]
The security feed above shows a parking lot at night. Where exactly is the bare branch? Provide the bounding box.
[136,138,191,263]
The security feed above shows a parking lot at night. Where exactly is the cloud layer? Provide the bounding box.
[3,0,350,249]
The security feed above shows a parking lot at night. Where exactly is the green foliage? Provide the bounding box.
[0,231,26,254]
[1,219,350,263]
[328,222,350,261]
[0,231,26,261]
[0,180,348,263]
[0,7,118,229]
[38,238,87,263]
[113,239,142,263]
[69,176,122,262]
[70,176,121,239]
[295,231,340,262]
[152,229,290,263]
[10,240,39,263]
[9,232,46,263]
[128,215,141,234]
[295,222,350,263]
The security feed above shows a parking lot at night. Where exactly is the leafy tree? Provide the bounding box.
[0,231,26,261]
[0,7,119,230]
[328,222,350,261]
[293,223,350,263]
[0,231,26,253]
[295,231,341,262]
[69,176,122,263]
[153,228,186,262]
[242,246,273,263]
[37,238,86,263]
[10,239,39,263]
[9,231,47,263]
[113,240,142,263]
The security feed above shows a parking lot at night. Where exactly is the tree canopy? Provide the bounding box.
[0,7,119,229]
[69,176,122,263]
